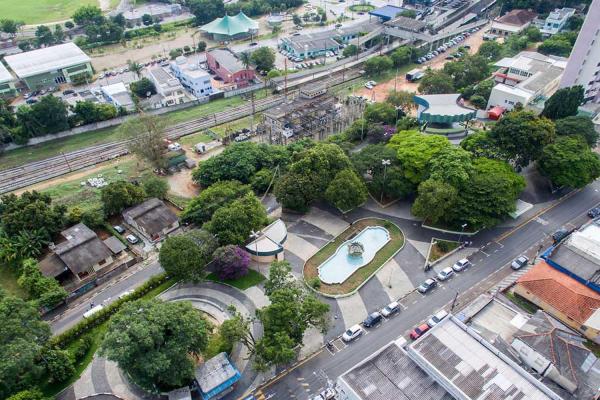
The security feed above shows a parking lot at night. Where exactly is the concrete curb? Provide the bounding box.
[303,217,405,299]
[421,221,480,236]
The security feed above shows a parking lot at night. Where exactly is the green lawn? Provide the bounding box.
[0,266,27,299]
[41,159,149,212]
[428,239,461,262]
[304,218,404,296]
[348,4,375,12]
[0,93,270,170]
[206,269,266,290]
[0,0,97,24]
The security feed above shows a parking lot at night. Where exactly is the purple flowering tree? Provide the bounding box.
[213,245,250,280]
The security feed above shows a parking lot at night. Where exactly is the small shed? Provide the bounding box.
[103,236,127,254]
[195,352,241,400]
[368,5,405,22]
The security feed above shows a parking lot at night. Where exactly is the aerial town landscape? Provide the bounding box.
[1,0,600,398]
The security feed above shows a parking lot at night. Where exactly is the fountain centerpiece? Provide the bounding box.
[347,241,365,257]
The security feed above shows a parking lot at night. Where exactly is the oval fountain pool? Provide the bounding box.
[318,226,390,285]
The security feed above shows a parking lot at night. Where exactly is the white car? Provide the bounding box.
[342,324,364,342]
[381,301,400,317]
[437,267,455,281]
[452,258,471,272]
[427,310,449,327]
[167,142,182,151]
[364,83,373,89]
[367,80,377,86]
[126,234,139,244]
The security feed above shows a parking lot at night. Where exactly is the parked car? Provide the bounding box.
[363,312,383,328]
[552,228,570,243]
[249,42,258,46]
[511,255,529,270]
[113,225,126,234]
[342,324,364,342]
[83,304,104,318]
[452,258,471,272]
[367,80,377,86]
[25,98,38,104]
[427,310,449,327]
[62,89,75,95]
[437,267,455,281]
[409,323,430,340]
[381,301,400,317]
[364,83,373,89]
[126,234,139,244]
[167,142,182,151]
[319,388,336,400]
[417,278,437,293]
[588,207,600,218]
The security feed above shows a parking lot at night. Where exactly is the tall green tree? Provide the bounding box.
[427,146,473,188]
[18,259,67,309]
[100,299,209,391]
[325,168,368,212]
[0,191,65,239]
[100,181,146,216]
[141,175,169,199]
[489,110,555,168]
[418,69,454,94]
[411,179,458,224]
[0,292,51,398]
[554,115,599,147]
[72,5,104,26]
[387,130,452,184]
[251,47,276,72]
[443,55,489,90]
[189,0,226,25]
[541,86,584,120]
[120,115,167,169]
[34,25,55,47]
[538,136,600,188]
[477,41,503,61]
[364,102,397,125]
[204,193,268,245]
[16,96,69,139]
[159,231,216,282]
[182,181,251,224]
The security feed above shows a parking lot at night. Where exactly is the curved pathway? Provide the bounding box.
[60,282,264,400]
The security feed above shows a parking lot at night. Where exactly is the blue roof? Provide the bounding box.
[369,5,405,20]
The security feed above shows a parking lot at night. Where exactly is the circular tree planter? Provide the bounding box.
[303,218,404,297]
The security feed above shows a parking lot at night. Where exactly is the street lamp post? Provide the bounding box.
[458,223,467,244]
[250,230,260,264]
[381,159,391,203]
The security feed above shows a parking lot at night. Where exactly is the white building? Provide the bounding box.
[487,51,567,111]
[170,56,213,99]
[101,82,135,111]
[560,0,600,104]
[540,8,576,36]
[148,66,191,107]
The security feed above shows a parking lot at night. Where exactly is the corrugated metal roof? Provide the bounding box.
[5,42,90,78]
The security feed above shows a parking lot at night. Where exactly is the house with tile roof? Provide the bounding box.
[490,9,538,37]
[514,260,600,344]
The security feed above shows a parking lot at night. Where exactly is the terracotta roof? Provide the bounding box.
[497,9,537,26]
[516,261,600,324]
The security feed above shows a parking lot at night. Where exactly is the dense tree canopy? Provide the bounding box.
[443,55,489,90]
[418,70,455,94]
[541,86,584,120]
[488,110,555,168]
[101,181,146,216]
[364,102,397,125]
[212,245,251,280]
[15,95,70,141]
[411,179,458,224]
[159,231,217,282]
[18,259,67,309]
[101,299,209,391]
[189,0,226,25]
[325,168,368,212]
[204,193,268,245]
[427,146,473,189]
[141,175,169,199]
[538,136,600,189]
[0,191,65,239]
[0,292,51,398]
[364,56,393,76]
[251,47,276,72]
[387,130,452,184]
[477,41,503,61]
[554,116,599,147]
[182,181,251,224]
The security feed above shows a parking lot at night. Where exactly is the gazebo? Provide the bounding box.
[200,11,259,42]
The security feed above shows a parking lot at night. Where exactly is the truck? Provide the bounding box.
[406,69,424,82]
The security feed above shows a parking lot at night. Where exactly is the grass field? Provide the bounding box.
[0,0,97,24]
[41,158,149,212]
[0,93,268,170]
[0,266,27,299]
[206,270,266,290]
[304,218,404,296]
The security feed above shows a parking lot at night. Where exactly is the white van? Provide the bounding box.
[83,304,104,318]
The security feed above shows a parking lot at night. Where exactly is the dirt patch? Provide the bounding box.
[167,168,199,199]
[356,24,489,102]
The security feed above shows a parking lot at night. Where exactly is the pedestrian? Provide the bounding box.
[90,302,94,309]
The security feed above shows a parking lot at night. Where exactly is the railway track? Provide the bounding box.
[0,70,362,194]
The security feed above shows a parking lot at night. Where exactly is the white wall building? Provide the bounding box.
[101,82,135,111]
[487,51,567,111]
[170,56,213,99]
[540,8,576,36]
[560,0,600,104]
[148,66,191,107]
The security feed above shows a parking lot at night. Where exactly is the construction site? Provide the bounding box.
[259,81,367,145]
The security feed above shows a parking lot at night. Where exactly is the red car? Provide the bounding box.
[409,323,431,340]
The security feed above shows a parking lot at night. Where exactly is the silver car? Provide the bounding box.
[511,255,529,270]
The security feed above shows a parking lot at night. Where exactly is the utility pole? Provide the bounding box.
[451,291,459,312]
[381,159,390,203]
[250,91,256,133]
[62,152,72,172]
[284,58,288,100]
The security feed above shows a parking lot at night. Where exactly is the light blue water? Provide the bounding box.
[318,226,391,285]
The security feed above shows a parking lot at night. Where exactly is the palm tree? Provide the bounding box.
[239,51,252,70]
[128,60,143,79]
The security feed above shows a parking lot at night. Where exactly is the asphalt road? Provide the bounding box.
[48,260,164,334]
[252,180,600,400]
